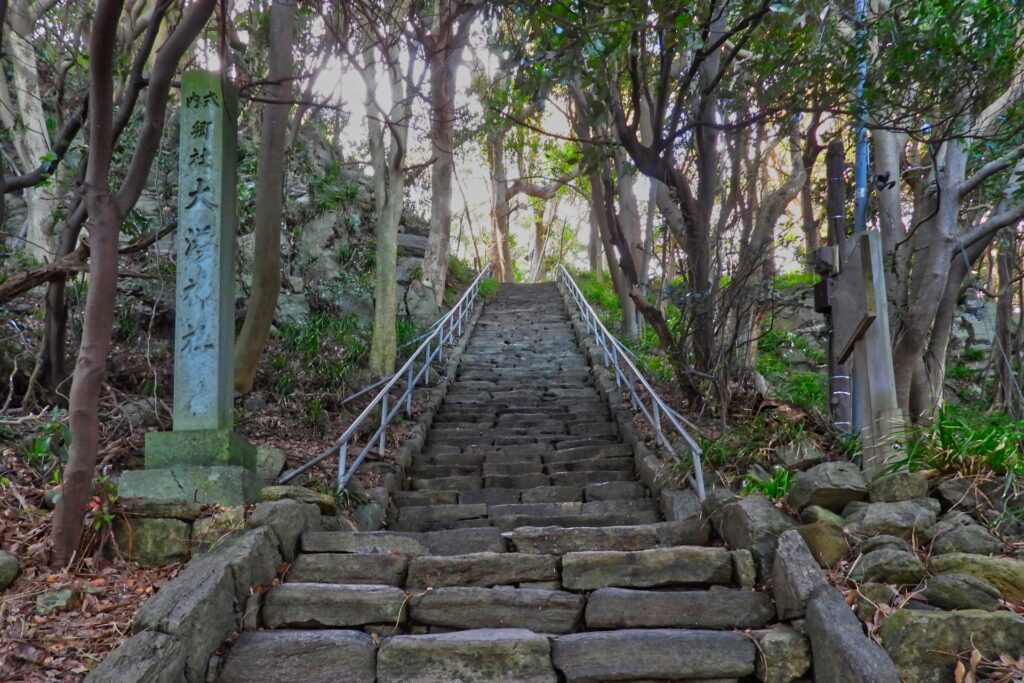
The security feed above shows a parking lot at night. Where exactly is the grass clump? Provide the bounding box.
[478,276,499,298]
[895,407,1024,479]
[742,468,794,499]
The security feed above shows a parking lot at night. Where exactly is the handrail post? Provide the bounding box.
[380,394,388,457]
[337,442,348,490]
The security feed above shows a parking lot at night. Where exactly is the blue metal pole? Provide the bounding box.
[853,0,870,233]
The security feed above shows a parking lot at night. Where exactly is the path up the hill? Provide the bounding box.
[216,283,785,682]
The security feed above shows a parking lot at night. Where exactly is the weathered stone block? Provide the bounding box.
[114,517,191,566]
[752,625,812,683]
[247,499,320,561]
[288,552,408,585]
[562,546,733,590]
[191,506,245,554]
[805,585,900,683]
[409,586,585,634]
[787,461,867,512]
[552,629,756,681]
[377,628,557,683]
[931,553,1024,602]
[119,466,260,505]
[710,495,795,580]
[771,530,828,620]
[868,471,928,502]
[880,609,1024,682]
[406,552,558,588]
[218,630,375,683]
[585,587,775,629]
[262,583,406,628]
[84,631,186,683]
[920,573,1001,611]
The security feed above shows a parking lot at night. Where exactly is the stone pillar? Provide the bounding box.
[120,71,258,504]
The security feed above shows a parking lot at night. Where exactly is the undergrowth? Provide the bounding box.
[892,407,1024,480]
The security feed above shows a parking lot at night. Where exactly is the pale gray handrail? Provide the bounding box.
[279,265,492,489]
[558,264,706,500]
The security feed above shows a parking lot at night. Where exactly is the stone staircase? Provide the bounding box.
[216,284,790,683]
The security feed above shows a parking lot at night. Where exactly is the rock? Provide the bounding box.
[191,507,246,554]
[845,499,938,540]
[708,495,795,580]
[302,527,506,556]
[931,553,1024,602]
[397,232,429,257]
[133,528,281,682]
[376,628,557,682]
[408,587,585,634]
[927,511,1000,556]
[805,586,901,682]
[288,553,408,585]
[120,397,161,430]
[242,392,267,413]
[218,630,375,683]
[561,546,733,590]
[247,499,321,562]
[406,553,558,588]
[261,485,338,515]
[795,521,848,566]
[122,498,203,521]
[800,504,845,528]
[0,550,20,590]
[880,609,1024,682]
[552,629,756,681]
[36,588,79,614]
[752,625,812,683]
[510,521,707,554]
[256,446,287,485]
[114,517,191,566]
[83,631,186,683]
[660,488,702,522]
[584,587,775,629]
[262,584,407,628]
[787,461,867,512]
[858,534,911,554]
[920,573,1001,611]
[854,582,897,622]
[868,471,929,502]
[732,549,757,587]
[771,530,828,620]
[772,438,825,471]
[352,500,386,531]
[851,548,925,585]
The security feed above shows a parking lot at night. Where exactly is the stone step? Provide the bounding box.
[376,628,558,683]
[561,546,734,590]
[301,527,506,556]
[550,470,635,486]
[408,587,585,633]
[390,504,489,533]
[551,629,757,682]
[584,587,776,629]
[406,552,559,588]
[491,509,661,532]
[584,481,647,501]
[262,584,406,629]
[218,630,376,683]
[288,553,408,586]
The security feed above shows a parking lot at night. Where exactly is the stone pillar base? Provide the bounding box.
[144,429,256,469]
[118,466,261,505]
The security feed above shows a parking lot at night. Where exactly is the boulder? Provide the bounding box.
[0,550,20,590]
[931,553,1024,602]
[854,582,897,622]
[114,517,191,566]
[795,521,848,566]
[771,530,828,620]
[800,504,845,528]
[256,446,288,485]
[261,485,338,515]
[920,573,1001,611]
[752,625,812,683]
[868,471,929,502]
[850,548,925,585]
[732,549,757,587]
[772,438,825,471]
[858,534,911,554]
[192,507,246,554]
[881,609,1024,682]
[660,488,702,522]
[247,499,320,561]
[218,630,375,683]
[927,511,1000,556]
[709,495,796,580]
[787,461,867,512]
[844,499,938,540]
[805,586,901,682]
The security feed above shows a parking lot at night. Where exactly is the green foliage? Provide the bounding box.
[773,270,817,289]
[22,408,70,467]
[742,468,794,500]
[756,327,827,411]
[477,276,499,298]
[893,408,1024,479]
[692,413,808,469]
[962,347,988,363]
[946,363,976,381]
[273,313,370,391]
[774,371,828,412]
[310,160,363,213]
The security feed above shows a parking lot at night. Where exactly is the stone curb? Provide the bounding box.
[85,499,323,683]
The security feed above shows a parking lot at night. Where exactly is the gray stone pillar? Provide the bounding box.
[120,71,257,504]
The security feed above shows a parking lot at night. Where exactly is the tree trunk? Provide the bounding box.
[487,131,513,282]
[233,0,295,394]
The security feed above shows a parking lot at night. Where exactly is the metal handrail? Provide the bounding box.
[279,265,493,489]
[557,264,706,500]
